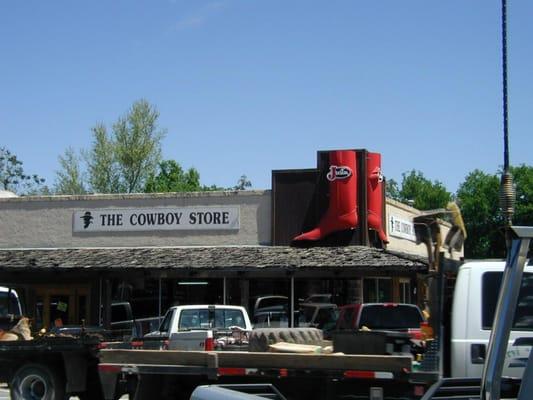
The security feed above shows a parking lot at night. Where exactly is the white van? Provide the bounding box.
[451,261,533,378]
[0,286,22,317]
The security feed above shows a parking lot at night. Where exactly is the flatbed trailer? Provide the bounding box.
[98,349,439,400]
[0,335,103,400]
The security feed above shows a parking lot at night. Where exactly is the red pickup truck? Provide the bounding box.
[335,303,431,355]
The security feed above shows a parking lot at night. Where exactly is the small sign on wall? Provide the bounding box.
[73,206,240,233]
[388,215,416,241]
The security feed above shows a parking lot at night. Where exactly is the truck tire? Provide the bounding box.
[10,363,66,400]
[248,328,324,352]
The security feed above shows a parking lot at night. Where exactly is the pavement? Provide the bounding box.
[0,385,8,400]
[0,384,128,399]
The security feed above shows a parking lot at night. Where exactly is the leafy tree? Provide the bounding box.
[233,175,252,191]
[86,123,121,193]
[511,164,533,227]
[54,147,87,195]
[385,178,401,201]
[456,169,502,258]
[145,160,201,193]
[0,147,45,194]
[456,165,532,259]
[64,99,165,194]
[398,170,451,210]
[113,100,165,193]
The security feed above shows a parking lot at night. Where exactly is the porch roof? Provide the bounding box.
[0,246,427,273]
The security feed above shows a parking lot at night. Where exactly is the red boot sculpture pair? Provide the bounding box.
[292,150,388,243]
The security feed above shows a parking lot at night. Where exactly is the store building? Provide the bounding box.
[0,149,462,332]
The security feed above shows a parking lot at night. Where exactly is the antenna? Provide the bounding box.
[499,0,515,232]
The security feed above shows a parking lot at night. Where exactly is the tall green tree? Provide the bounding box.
[0,147,45,194]
[145,160,201,193]
[113,100,165,193]
[233,175,252,191]
[511,164,533,227]
[456,165,533,259]
[86,123,121,193]
[65,99,166,193]
[54,147,86,194]
[456,169,502,258]
[398,170,451,210]
[385,178,401,201]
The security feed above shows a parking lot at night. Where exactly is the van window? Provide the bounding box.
[482,272,533,330]
[0,289,22,316]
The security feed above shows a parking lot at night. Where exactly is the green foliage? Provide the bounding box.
[56,99,166,194]
[54,147,87,195]
[456,169,502,258]
[385,178,401,201]
[113,100,165,193]
[0,146,45,194]
[233,175,252,191]
[145,160,201,193]
[398,170,451,210]
[86,123,122,193]
[511,164,533,227]
[455,165,533,258]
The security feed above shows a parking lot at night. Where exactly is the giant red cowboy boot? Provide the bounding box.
[293,150,358,241]
[367,152,388,242]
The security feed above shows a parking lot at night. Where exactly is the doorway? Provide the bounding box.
[34,285,90,330]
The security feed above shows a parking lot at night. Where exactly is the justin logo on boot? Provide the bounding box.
[327,165,352,181]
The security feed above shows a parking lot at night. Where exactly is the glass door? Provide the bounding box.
[34,286,89,330]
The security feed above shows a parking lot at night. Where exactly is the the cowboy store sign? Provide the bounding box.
[73,206,240,233]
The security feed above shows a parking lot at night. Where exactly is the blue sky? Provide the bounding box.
[1,1,531,193]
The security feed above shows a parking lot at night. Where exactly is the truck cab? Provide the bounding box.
[451,261,533,378]
[0,287,23,331]
[144,305,252,351]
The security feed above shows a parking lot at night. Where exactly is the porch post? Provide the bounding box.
[223,277,227,305]
[290,275,295,327]
[158,276,162,321]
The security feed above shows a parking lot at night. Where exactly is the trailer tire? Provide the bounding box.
[10,363,66,400]
[248,328,323,352]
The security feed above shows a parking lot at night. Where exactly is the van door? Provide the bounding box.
[465,269,533,378]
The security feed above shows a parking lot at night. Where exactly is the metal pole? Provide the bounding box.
[290,276,295,327]
[481,228,533,400]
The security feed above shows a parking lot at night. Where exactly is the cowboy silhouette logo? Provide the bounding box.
[81,211,93,229]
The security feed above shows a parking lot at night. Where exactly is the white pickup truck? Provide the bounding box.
[143,305,252,351]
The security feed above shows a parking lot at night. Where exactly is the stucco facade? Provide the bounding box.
[0,190,271,249]
[0,190,461,262]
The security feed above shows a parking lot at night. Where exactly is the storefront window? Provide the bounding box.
[363,278,392,302]
[399,279,412,303]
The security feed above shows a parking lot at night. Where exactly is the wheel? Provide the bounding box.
[10,363,65,400]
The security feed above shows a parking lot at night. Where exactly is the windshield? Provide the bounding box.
[358,305,423,330]
[179,308,246,330]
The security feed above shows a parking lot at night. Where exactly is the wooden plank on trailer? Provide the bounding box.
[99,349,411,373]
[99,349,212,366]
[217,351,411,372]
